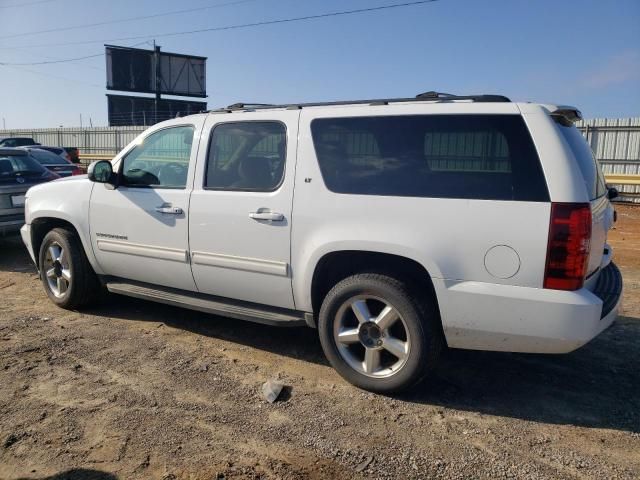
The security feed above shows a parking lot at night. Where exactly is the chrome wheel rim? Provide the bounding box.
[333,295,410,378]
[43,242,71,298]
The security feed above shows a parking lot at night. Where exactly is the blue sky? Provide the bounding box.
[0,0,639,128]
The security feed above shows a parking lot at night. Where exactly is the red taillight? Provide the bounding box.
[71,167,83,176]
[544,203,592,290]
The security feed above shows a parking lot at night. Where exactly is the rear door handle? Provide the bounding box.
[155,205,183,215]
[249,211,284,222]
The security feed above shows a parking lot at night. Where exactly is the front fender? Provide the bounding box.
[25,177,102,274]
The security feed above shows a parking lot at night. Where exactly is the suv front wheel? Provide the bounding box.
[318,273,442,393]
[38,227,103,309]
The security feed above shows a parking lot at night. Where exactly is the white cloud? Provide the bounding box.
[582,51,640,89]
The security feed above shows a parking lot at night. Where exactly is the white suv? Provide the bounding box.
[20,92,623,392]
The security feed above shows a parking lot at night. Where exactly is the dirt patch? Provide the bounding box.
[1,205,639,479]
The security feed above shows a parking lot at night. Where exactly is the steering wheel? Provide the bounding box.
[158,162,187,185]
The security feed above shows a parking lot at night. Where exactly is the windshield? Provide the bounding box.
[28,148,68,165]
[0,153,46,177]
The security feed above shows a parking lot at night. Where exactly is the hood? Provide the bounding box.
[25,174,88,197]
[51,173,88,183]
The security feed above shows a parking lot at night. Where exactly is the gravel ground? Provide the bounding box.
[0,205,639,480]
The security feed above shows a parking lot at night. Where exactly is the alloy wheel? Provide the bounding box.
[43,242,71,298]
[333,295,411,378]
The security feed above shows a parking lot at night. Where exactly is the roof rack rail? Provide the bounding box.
[225,102,276,110]
[415,91,511,102]
[215,91,511,113]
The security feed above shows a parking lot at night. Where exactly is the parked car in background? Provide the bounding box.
[64,147,80,164]
[31,145,72,162]
[0,148,59,235]
[22,147,82,177]
[0,137,40,147]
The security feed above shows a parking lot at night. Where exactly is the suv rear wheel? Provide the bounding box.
[38,228,103,309]
[318,273,442,393]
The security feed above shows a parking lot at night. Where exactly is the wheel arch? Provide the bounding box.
[30,216,100,274]
[309,250,441,321]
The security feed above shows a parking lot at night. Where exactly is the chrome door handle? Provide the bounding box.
[249,211,284,221]
[155,205,183,215]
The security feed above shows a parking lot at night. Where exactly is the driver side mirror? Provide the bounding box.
[607,187,619,201]
[87,160,115,185]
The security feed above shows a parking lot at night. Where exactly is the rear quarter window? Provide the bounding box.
[554,118,607,200]
[311,114,549,201]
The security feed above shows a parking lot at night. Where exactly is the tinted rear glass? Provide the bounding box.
[0,153,45,176]
[311,114,549,201]
[28,149,68,165]
[554,119,607,200]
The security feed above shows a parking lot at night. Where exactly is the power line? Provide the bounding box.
[0,44,99,71]
[7,40,155,71]
[0,52,103,66]
[0,0,439,52]
[3,64,103,89]
[0,40,152,66]
[0,40,152,87]
[0,0,58,8]
[0,0,261,40]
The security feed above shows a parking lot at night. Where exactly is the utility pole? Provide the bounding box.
[2,118,5,130]
[80,113,83,128]
[154,40,161,125]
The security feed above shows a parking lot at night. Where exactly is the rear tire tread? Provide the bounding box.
[318,273,443,393]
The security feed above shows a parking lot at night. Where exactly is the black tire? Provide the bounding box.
[38,227,103,309]
[318,273,442,393]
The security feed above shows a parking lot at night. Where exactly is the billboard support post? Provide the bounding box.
[154,43,161,125]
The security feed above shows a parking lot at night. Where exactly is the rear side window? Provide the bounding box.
[205,122,286,191]
[554,119,607,200]
[311,114,549,201]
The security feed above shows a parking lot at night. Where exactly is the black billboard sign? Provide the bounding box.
[107,94,207,127]
[106,45,207,98]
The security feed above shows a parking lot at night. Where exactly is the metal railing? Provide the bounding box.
[606,174,640,186]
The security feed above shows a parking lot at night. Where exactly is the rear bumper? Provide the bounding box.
[592,262,623,319]
[440,262,623,354]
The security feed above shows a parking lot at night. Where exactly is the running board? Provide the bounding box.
[105,280,308,327]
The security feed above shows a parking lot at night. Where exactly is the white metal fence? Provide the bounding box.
[0,126,145,154]
[1,117,639,199]
[2,117,638,157]
[576,118,640,201]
